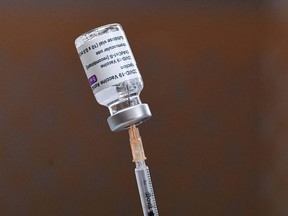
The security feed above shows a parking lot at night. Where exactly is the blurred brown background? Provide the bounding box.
[0,0,287,215]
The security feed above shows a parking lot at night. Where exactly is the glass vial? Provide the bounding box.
[75,23,151,132]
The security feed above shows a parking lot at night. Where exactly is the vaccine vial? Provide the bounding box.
[75,23,151,132]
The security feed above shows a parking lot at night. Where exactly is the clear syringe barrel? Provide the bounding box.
[135,161,159,216]
[129,125,159,216]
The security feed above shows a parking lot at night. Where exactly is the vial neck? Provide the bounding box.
[108,95,142,115]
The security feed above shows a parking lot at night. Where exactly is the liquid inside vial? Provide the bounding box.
[95,77,143,115]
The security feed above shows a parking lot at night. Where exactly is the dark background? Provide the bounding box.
[0,1,287,215]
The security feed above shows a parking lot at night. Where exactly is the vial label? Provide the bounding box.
[77,30,141,94]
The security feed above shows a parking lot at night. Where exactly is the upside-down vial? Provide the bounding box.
[75,23,151,132]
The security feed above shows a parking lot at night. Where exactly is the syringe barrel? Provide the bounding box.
[135,161,159,216]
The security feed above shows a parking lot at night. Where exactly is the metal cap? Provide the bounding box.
[107,104,151,132]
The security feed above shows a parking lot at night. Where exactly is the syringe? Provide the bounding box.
[128,125,159,216]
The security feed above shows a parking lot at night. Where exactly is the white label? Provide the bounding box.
[77,30,141,94]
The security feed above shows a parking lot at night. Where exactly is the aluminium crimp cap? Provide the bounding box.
[107,104,151,132]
